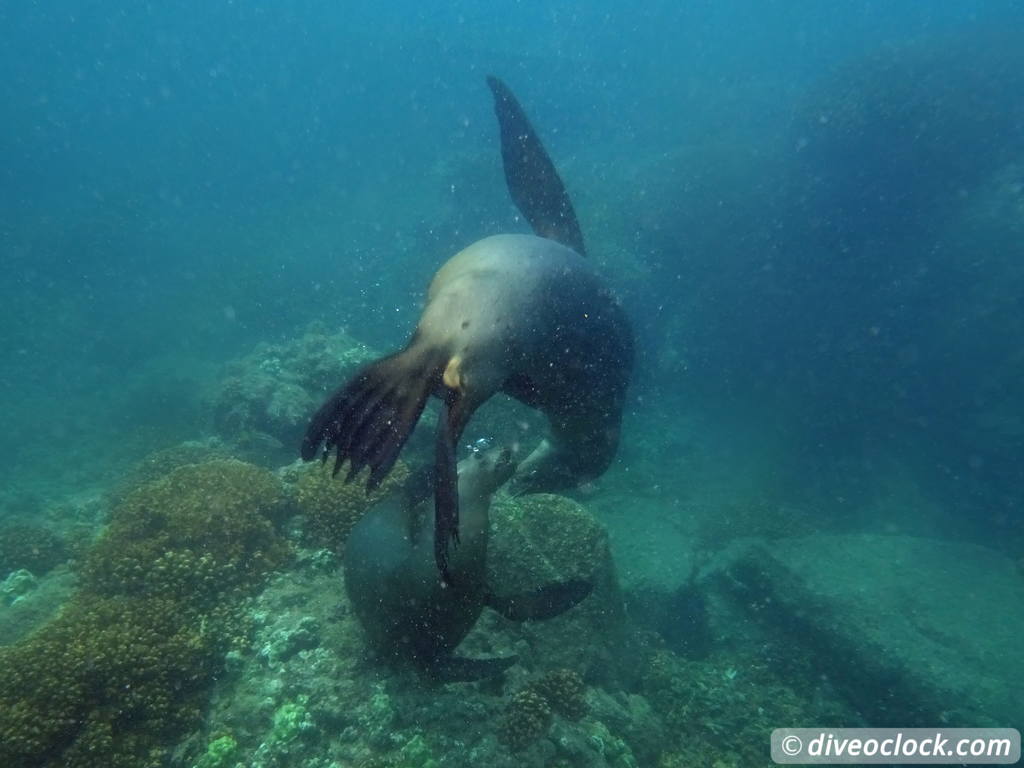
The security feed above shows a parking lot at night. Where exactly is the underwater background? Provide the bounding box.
[2,1,1023,766]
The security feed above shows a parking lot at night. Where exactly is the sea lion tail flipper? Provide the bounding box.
[428,654,519,683]
[486,75,587,257]
[485,579,593,622]
[300,343,447,489]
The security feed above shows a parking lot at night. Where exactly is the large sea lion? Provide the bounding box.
[344,446,591,681]
[302,76,634,583]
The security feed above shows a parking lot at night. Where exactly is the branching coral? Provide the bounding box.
[296,459,409,552]
[528,668,588,721]
[81,459,290,603]
[195,734,238,768]
[0,594,217,767]
[494,669,587,753]
[0,459,290,768]
[497,689,552,751]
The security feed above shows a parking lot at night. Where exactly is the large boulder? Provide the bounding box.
[705,533,1024,727]
[485,493,631,686]
[791,27,1024,243]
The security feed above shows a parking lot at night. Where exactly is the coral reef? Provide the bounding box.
[0,523,67,577]
[0,459,291,768]
[194,734,238,768]
[0,594,221,768]
[528,668,587,721]
[294,458,409,552]
[498,690,552,751]
[208,323,377,458]
[173,536,650,768]
[81,459,290,602]
[106,438,235,506]
[495,671,590,753]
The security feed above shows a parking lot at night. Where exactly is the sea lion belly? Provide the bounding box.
[421,233,633,414]
[343,449,513,668]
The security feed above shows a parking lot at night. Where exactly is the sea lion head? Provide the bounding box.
[457,444,517,501]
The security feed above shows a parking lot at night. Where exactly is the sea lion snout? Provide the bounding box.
[460,445,517,496]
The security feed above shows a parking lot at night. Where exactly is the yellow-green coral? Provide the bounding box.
[0,459,290,768]
[498,689,552,751]
[107,441,233,505]
[196,734,238,768]
[0,595,216,768]
[82,459,290,602]
[296,459,409,551]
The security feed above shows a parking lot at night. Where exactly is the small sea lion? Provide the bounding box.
[302,75,634,583]
[344,446,591,681]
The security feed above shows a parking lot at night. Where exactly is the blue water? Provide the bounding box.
[2,0,1023,764]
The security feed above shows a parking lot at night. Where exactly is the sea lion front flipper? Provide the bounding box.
[485,579,593,622]
[434,390,470,585]
[486,75,586,257]
[428,653,519,683]
[301,342,447,489]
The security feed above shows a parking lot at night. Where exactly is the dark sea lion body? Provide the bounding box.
[344,447,592,681]
[422,232,633,492]
[344,449,512,675]
[302,76,634,582]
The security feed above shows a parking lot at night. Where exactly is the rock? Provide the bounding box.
[586,688,665,767]
[0,569,36,606]
[706,533,1024,726]
[486,494,631,685]
[791,27,1024,242]
[207,323,377,462]
[258,616,322,663]
[0,566,76,645]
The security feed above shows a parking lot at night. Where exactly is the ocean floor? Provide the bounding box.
[1,326,1021,768]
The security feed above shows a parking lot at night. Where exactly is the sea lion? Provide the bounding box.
[344,446,591,681]
[302,75,634,583]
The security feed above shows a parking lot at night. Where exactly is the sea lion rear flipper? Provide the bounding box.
[485,579,593,622]
[301,342,447,489]
[486,75,586,257]
[428,653,519,683]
